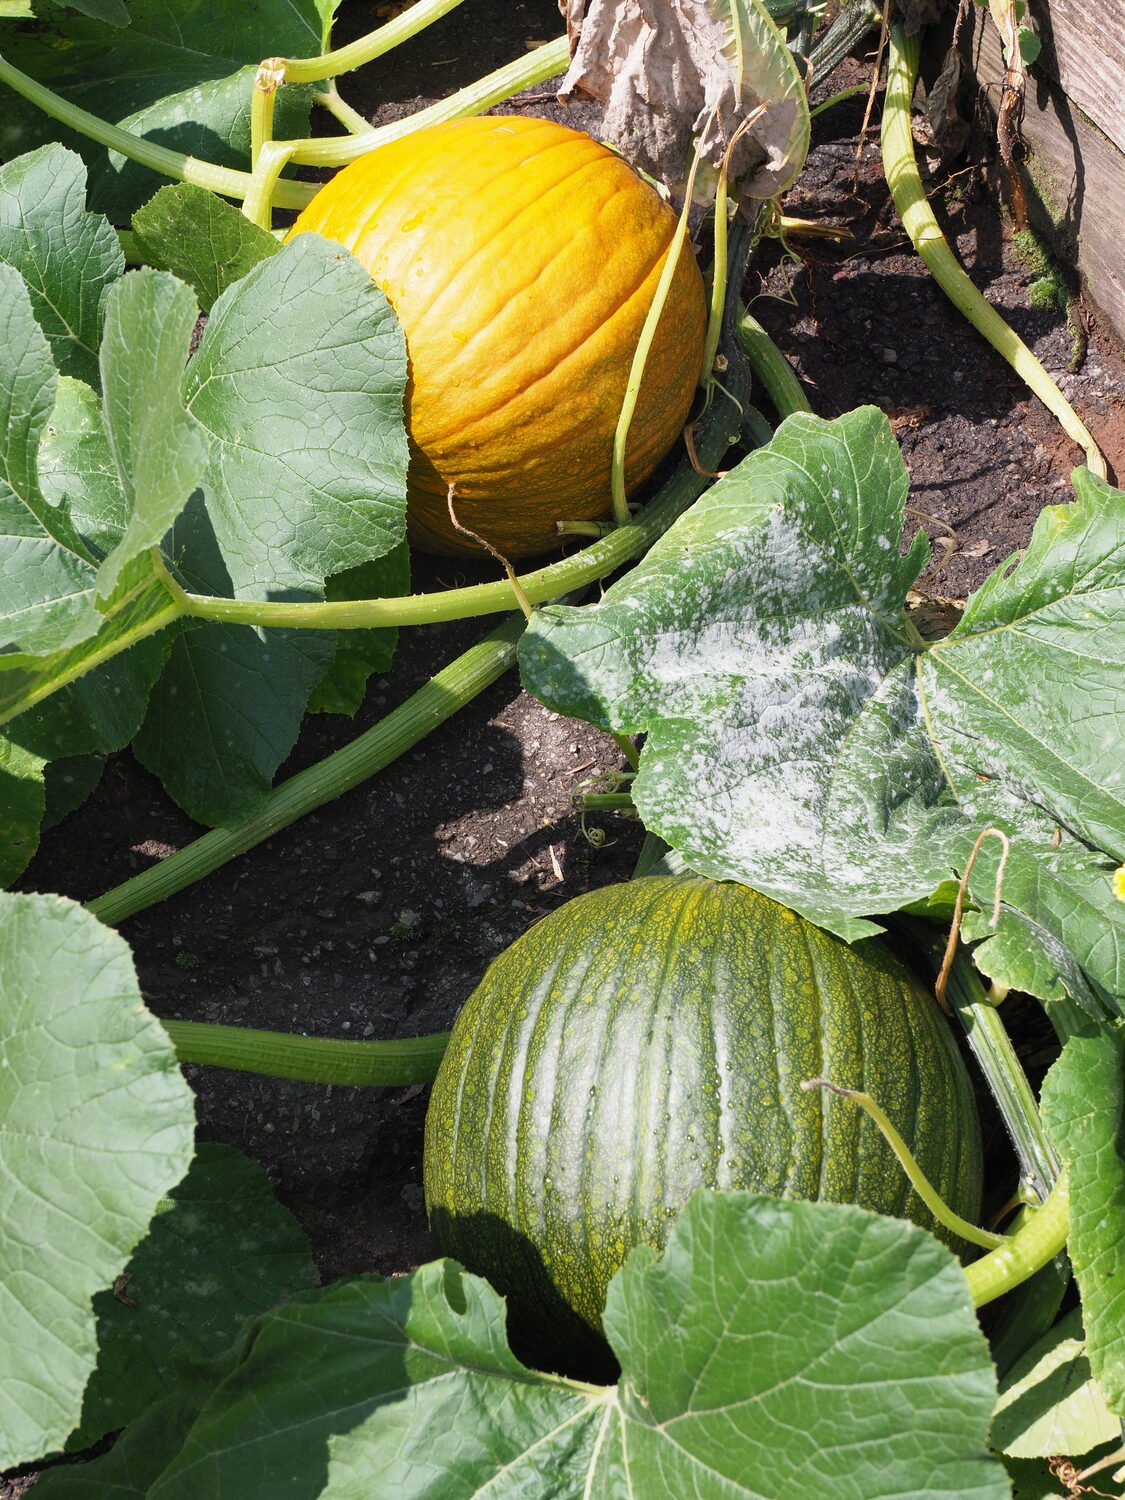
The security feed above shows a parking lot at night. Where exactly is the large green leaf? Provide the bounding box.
[991,1308,1120,1460]
[1,371,180,774]
[182,233,409,595]
[127,234,409,825]
[0,734,45,885]
[38,376,131,556]
[130,183,281,314]
[0,266,200,871]
[1040,1030,1125,1417]
[96,269,210,598]
[3,0,323,219]
[0,893,195,1469]
[520,408,1125,1012]
[51,1193,1006,1497]
[69,1142,318,1451]
[0,262,103,654]
[131,612,333,827]
[0,143,123,387]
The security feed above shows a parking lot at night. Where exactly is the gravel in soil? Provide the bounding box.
[7,12,1125,1490]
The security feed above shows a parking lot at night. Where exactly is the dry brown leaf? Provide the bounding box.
[557,0,809,200]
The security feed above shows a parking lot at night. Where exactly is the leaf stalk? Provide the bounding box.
[801,1076,1006,1249]
[178,401,739,631]
[963,1169,1070,1307]
[881,26,1106,478]
[279,0,469,85]
[163,1018,448,1085]
[87,614,526,925]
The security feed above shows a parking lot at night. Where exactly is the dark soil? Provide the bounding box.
[6,5,1125,1490]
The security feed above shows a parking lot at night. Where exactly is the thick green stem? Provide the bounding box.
[243,139,297,229]
[701,195,731,396]
[0,49,312,211]
[179,400,740,632]
[735,305,812,419]
[577,793,637,813]
[988,1254,1072,1378]
[312,85,374,136]
[163,1018,448,1085]
[87,614,526,926]
[281,0,468,84]
[963,1169,1070,1308]
[250,60,283,169]
[281,36,571,171]
[939,940,1061,1200]
[612,733,640,772]
[882,26,1106,477]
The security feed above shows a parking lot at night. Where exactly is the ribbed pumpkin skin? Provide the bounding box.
[287,115,707,558]
[424,876,982,1355]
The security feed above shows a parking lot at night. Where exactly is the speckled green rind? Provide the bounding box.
[424,875,982,1352]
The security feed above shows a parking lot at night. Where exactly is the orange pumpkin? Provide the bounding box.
[288,115,707,558]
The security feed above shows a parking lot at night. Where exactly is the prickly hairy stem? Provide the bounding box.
[881,25,1106,477]
[963,1171,1070,1308]
[163,1019,448,1085]
[87,615,527,925]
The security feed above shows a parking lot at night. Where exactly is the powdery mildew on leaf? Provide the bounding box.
[520,407,1125,1008]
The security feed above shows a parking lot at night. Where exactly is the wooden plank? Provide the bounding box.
[962,4,1125,347]
[1034,0,1125,157]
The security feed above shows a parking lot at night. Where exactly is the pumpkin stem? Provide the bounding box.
[612,734,641,772]
[961,1169,1070,1309]
[800,1076,1007,1250]
[162,1018,449,1085]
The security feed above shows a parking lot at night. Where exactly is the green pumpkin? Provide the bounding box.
[424,875,982,1364]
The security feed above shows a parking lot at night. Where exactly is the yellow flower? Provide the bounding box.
[1114,866,1125,903]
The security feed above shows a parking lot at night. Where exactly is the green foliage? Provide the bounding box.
[992,1309,1120,1460]
[0,4,1122,1488]
[0,144,123,386]
[1041,1030,1125,1416]
[2,0,323,218]
[521,409,1125,1017]
[67,1143,318,1451]
[0,893,195,1469]
[32,1193,1008,1499]
[130,183,281,314]
[0,146,410,852]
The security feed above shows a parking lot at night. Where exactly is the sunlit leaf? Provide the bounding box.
[521,409,1125,1013]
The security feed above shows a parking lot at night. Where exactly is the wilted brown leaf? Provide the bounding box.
[558,0,809,201]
